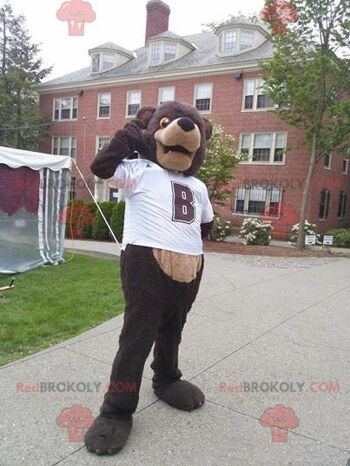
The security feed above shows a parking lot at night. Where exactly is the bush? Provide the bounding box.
[290,220,321,245]
[65,200,94,239]
[208,214,232,241]
[92,202,115,240]
[327,229,350,248]
[110,201,125,242]
[240,218,273,246]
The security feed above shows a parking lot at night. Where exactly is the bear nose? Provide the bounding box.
[177,117,195,132]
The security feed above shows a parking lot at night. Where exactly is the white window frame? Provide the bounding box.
[342,158,349,175]
[52,136,77,160]
[53,97,78,121]
[96,135,110,154]
[126,90,142,117]
[337,191,347,219]
[158,86,175,105]
[233,185,283,218]
[91,52,117,73]
[323,153,332,170]
[239,132,287,165]
[193,83,213,113]
[219,28,255,56]
[97,92,111,119]
[242,78,274,111]
[149,41,178,66]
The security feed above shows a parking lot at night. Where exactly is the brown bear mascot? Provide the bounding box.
[85,101,214,455]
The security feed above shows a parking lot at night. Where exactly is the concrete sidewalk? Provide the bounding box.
[1,251,350,465]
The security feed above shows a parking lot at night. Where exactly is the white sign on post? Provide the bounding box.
[323,235,334,246]
[305,234,317,246]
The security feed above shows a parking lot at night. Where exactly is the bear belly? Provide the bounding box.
[152,248,202,283]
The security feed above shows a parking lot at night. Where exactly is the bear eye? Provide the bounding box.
[160,117,171,128]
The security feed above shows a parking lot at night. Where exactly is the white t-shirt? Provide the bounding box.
[110,159,214,255]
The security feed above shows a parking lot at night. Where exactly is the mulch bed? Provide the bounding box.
[203,240,348,257]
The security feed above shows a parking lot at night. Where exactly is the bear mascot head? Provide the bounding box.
[133,101,213,175]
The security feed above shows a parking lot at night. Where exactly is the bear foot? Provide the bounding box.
[84,412,132,455]
[154,380,205,411]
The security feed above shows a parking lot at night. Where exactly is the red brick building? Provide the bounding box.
[38,0,350,239]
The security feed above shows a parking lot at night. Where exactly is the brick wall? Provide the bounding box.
[39,70,350,238]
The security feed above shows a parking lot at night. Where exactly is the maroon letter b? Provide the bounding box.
[172,182,195,223]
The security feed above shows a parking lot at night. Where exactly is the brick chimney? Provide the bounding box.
[145,0,170,44]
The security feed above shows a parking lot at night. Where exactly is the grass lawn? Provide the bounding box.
[0,253,124,367]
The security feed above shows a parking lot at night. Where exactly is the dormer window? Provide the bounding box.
[218,28,255,56]
[91,52,116,73]
[149,41,178,66]
[89,43,134,75]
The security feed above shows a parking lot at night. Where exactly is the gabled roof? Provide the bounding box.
[88,42,134,59]
[39,28,273,90]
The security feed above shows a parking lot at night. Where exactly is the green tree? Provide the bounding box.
[260,0,350,249]
[0,3,51,149]
[110,201,126,242]
[198,124,241,205]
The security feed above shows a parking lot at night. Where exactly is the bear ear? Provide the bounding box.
[203,117,213,140]
[136,106,156,129]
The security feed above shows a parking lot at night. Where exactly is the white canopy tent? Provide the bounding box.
[0,146,72,273]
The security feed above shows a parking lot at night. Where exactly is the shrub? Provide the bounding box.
[326,229,350,248]
[92,202,115,240]
[208,214,232,241]
[290,220,320,245]
[110,201,125,242]
[240,218,273,246]
[65,200,94,239]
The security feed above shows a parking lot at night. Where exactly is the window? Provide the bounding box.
[219,28,255,56]
[96,136,110,153]
[243,79,273,110]
[98,93,111,118]
[164,43,176,62]
[194,84,212,112]
[158,87,175,104]
[223,30,237,55]
[53,97,78,121]
[52,137,77,159]
[323,153,332,169]
[150,42,162,65]
[126,90,141,117]
[239,31,254,50]
[149,41,178,66]
[240,132,287,164]
[91,53,116,73]
[234,186,282,217]
[69,176,76,201]
[91,54,100,73]
[337,191,347,219]
[102,54,116,71]
[319,189,330,219]
[342,158,348,174]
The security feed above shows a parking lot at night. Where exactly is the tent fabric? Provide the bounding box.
[0,145,72,171]
[0,165,40,215]
[0,147,71,274]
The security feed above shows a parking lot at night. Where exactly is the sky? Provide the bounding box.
[6,0,265,80]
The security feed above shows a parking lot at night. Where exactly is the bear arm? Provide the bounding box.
[90,120,145,179]
[200,220,213,239]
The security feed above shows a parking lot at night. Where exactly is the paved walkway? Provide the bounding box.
[1,249,350,465]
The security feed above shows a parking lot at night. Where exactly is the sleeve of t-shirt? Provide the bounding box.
[201,186,214,223]
[109,160,143,197]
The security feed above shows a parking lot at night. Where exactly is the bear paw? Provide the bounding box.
[84,413,132,455]
[154,380,205,411]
